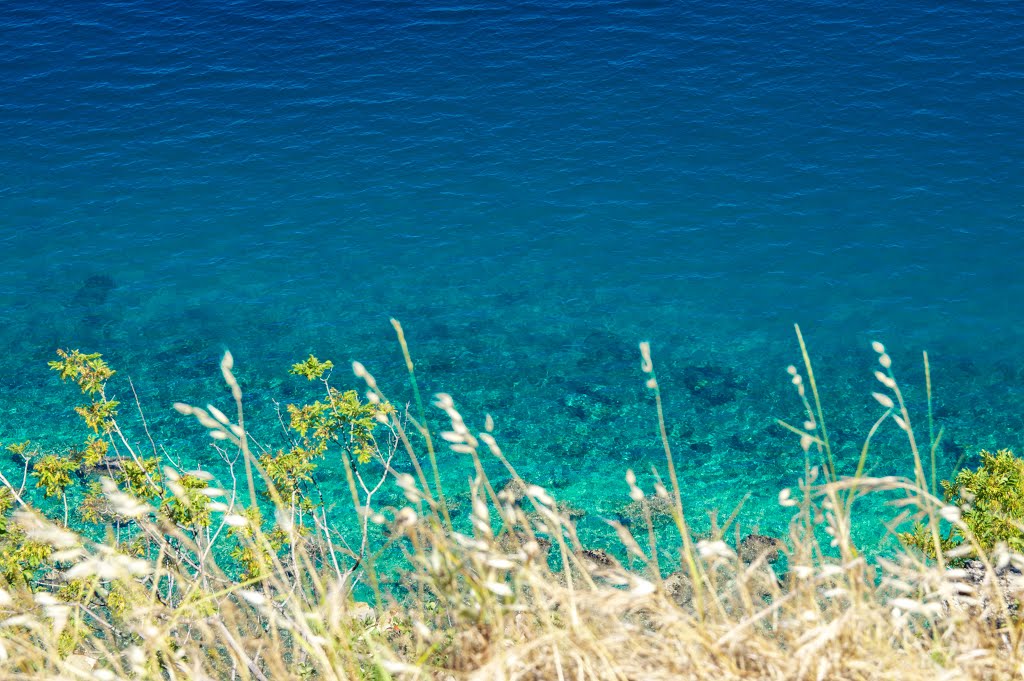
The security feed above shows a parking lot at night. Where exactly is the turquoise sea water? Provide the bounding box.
[1,1,1023,560]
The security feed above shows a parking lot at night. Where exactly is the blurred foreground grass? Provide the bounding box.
[0,322,1021,680]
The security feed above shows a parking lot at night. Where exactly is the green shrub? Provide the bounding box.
[902,448,1024,558]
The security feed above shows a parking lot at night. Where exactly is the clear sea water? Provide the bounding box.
[1,0,1022,562]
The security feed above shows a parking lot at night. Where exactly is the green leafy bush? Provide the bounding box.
[902,448,1024,558]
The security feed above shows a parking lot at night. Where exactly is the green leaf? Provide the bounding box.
[290,355,334,381]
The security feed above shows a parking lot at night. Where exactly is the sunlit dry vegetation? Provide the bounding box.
[0,321,1022,680]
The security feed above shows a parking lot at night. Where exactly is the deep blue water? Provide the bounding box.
[1,0,1023,556]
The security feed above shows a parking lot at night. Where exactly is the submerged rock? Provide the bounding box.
[618,495,676,527]
[533,500,586,522]
[574,329,634,371]
[688,441,712,454]
[681,364,746,407]
[497,479,586,524]
[496,530,551,557]
[72,274,115,308]
[738,534,785,564]
[579,548,621,571]
[497,479,529,504]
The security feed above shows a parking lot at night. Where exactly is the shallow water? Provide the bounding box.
[1,0,1022,563]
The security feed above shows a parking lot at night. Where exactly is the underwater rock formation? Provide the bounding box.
[71,274,115,308]
[738,533,785,564]
[618,495,676,527]
[681,364,747,407]
[579,548,620,571]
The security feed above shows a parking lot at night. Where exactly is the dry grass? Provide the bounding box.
[0,323,1022,680]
